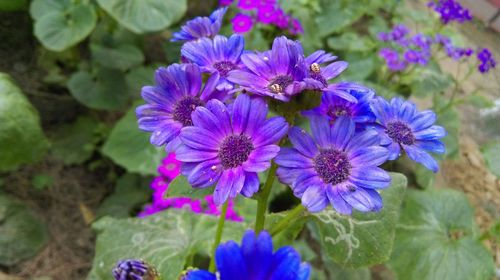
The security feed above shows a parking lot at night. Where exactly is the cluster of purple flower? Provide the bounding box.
[434,34,473,60]
[138,153,243,221]
[221,0,303,34]
[477,48,497,73]
[428,0,472,24]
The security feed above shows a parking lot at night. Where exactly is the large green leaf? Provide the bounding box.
[388,188,495,280]
[0,0,27,11]
[0,73,48,172]
[437,107,460,159]
[406,68,453,98]
[481,141,500,177]
[327,33,376,52]
[308,173,407,267]
[30,0,97,51]
[96,0,187,34]
[67,67,129,110]
[0,193,48,265]
[91,44,144,71]
[166,175,214,199]
[316,0,367,37]
[87,210,246,280]
[101,104,164,175]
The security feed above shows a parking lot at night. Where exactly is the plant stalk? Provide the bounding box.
[269,204,306,236]
[254,163,278,233]
[208,200,229,272]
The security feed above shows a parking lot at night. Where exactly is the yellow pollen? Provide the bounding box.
[310,63,321,73]
[270,83,282,93]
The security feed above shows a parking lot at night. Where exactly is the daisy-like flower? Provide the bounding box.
[177,94,288,205]
[370,97,446,172]
[227,36,321,102]
[136,64,220,151]
[182,230,310,280]
[232,13,253,33]
[171,8,227,42]
[112,259,159,280]
[303,85,375,128]
[181,34,245,92]
[275,117,390,214]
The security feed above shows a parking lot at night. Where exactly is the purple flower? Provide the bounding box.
[391,24,410,41]
[289,17,304,35]
[304,50,350,98]
[112,259,159,280]
[256,5,277,24]
[370,97,446,172]
[379,48,407,71]
[275,117,390,214]
[435,34,474,61]
[220,0,233,6]
[428,0,472,24]
[171,8,227,42]
[182,230,310,280]
[136,64,221,151]
[228,36,320,102]
[181,34,245,92]
[231,13,253,33]
[477,48,496,73]
[303,85,376,129]
[237,0,258,10]
[412,34,433,50]
[177,94,288,205]
[273,8,289,28]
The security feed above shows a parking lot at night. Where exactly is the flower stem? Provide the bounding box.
[269,204,306,236]
[208,200,229,272]
[254,162,278,233]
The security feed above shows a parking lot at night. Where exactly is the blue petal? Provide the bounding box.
[415,139,446,154]
[349,167,391,189]
[253,117,289,146]
[275,148,314,168]
[215,241,248,280]
[309,116,332,147]
[183,270,216,280]
[301,185,328,212]
[403,144,439,172]
[270,247,301,280]
[409,110,436,131]
[339,185,383,212]
[413,125,446,140]
[241,230,273,279]
[331,116,355,149]
[288,127,318,158]
[326,184,352,215]
[349,146,389,166]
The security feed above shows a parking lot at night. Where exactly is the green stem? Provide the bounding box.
[208,201,229,272]
[269,204,306,236]
[254,163,278,233]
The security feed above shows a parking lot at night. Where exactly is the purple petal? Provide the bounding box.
[339,185,383,212]
[301,185,328,212]
[205,99,232,135]
[244,97,268,136]
[326,184,352,215]
[331,117,355,149]
[293,172,322,197]
[176,145,218,162]
[240,172,259,197]
[288,127,318,158]
[188,159,222,188]
[180,126,220,151]
[322,61,348,80]
[275,148,313,168]
[403,144,439,172]
[349,167,391,189]
[253,117,289,146]
[309,116,332,147]
[232,94,252,134]
[349,146,389,166]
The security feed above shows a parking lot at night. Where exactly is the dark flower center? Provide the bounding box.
[327,104,352,121]
[218,135,254,169]
[268,75,294,93]
[173,96,204,126]
[213,61,237,77]
[386,121,415,145]
[310,71,328,87]
[314,149,351,185]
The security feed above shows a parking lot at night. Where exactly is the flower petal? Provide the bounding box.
[253,117,289,146]
[275,148,314,168]
[288,127,318,158]
[176,145,218,162]
[180,126,220,150]
[326,184,352,215]
[187,159,222,188]
[349,167,391,189]
[403,144,439,172]
[215,241,248,278]
[349,146,389,166]
[339,185,383,212]
[240,172,260,197]
[301,185,328,212]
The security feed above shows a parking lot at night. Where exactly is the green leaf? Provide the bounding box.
[437,107,460,159]
[388,188,495,280]
[414,164,435,189]
[166,175,214,199]
[126,66,156,99]
[0,73,48,172]
[406,68,453,98]
[32,174,54,190]
[265,208,308,248]
[342,53,377,81]
[31,0,97,51]
[96,174,151,218]
[323,261,371,280]
[316,0,367,37]
[0,0,27,11]
[308,173,407,267]
[50,116,102,165]
[67,67,129,110]
[481,141,500,177]
[101,104,164,175]
[465,93,494,108]
[0,193,48,265]
[96,0,187,34]
[327,33,376,52]
[87,210,246,280]
[91,44,144,71]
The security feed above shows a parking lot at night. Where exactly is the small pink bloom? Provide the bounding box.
[237,0,258,10]
[257,5,277,24]
[158,153,181,180]
[273,9,289,29]
[289,18,303,35]
[219,0,233,6]
[231,13,253,33]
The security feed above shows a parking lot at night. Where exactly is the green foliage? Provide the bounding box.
[327,33,376,52]
[404,67,454,98]
[481,141,500,177]
[126,66,156,98]
[0,0,27,11]
[0,73,48,172]
[96,0,187,34]
[265,209,308,248]
[437,107,460,159]
[465,93,494,108]
[166,175,214,199]
[0,193,48,265]
[309,173,407,267]
[388,188,495,280]
[101,104,165,175]
[32,174,54,190]
[341,53,377,81]
[414,164,435,189]
[87,210,246,280]
[90,44,144,71]
[30,0,97,51]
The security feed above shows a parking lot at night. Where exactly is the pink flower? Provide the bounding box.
[220,0,233,6]
[289,18,304,35]
[237,0,258,10]
[273,9,289,28]
[231,13,253,33]
[257,0,276,7]
[257,5,277,24]
[157,153,180,180]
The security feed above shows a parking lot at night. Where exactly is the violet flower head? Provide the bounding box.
[182,34,245,93]
[136,64,220,151]
[379,48,407,72]
[228,36,320,102]
[276,117,390,214]
[370,97,446,172]
[112,259,159,280]
[257,5,277,24]
[177,94,288,205]
[304,50,350,98]
[238,0,258,10]
[171,7,227,42]
[232,13,253,33]
[220,0,233,6]
[477,48,496,73]
[289,17,304,35]
[182,230,310,280]
[428,0,472,24]
[435,34,474,61]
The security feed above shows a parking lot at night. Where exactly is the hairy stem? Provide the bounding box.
[254,163,278,233]
[269,204,306,236]
[208,200,229,272]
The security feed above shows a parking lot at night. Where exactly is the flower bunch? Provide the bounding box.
[477,48,497,73]
[222,0,303,34]
[428,0,472,24]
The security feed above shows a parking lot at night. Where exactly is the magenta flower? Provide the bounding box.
[237,0,258,10]
[256,5,277,24]
[231,13,253,33]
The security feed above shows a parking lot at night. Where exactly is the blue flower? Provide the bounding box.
[181,34,245,92]
[136,64,222,151]
[276,117,390,214]
[177,94,288,205]
[227,36,322,102]
[112,259,159,280]
[182,230,310,280]
[370,97,446,172]
[171,8,227,42]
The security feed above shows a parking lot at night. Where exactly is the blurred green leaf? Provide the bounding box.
[342,53,377,81]
[166,175,213,200]
[30,0,97,51]
[388,188,495,280]
[67,67,129,110]
[32,174,53,190]
[87,210,245,280]
[481,141,500,177]
[465,93,494,109]
[126,66,156,99]
[0,0,27,11]
[309,173,407,267]
[91,44,144,71]
[0,193,48,265]
[0,73,48,172]
[101,104,164,175]
[96,0,187,34]
[316,0,367,37]
[405,68,454,98]
[414,164,435,189]
[437,107,460,159]
[327,33,376,52]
